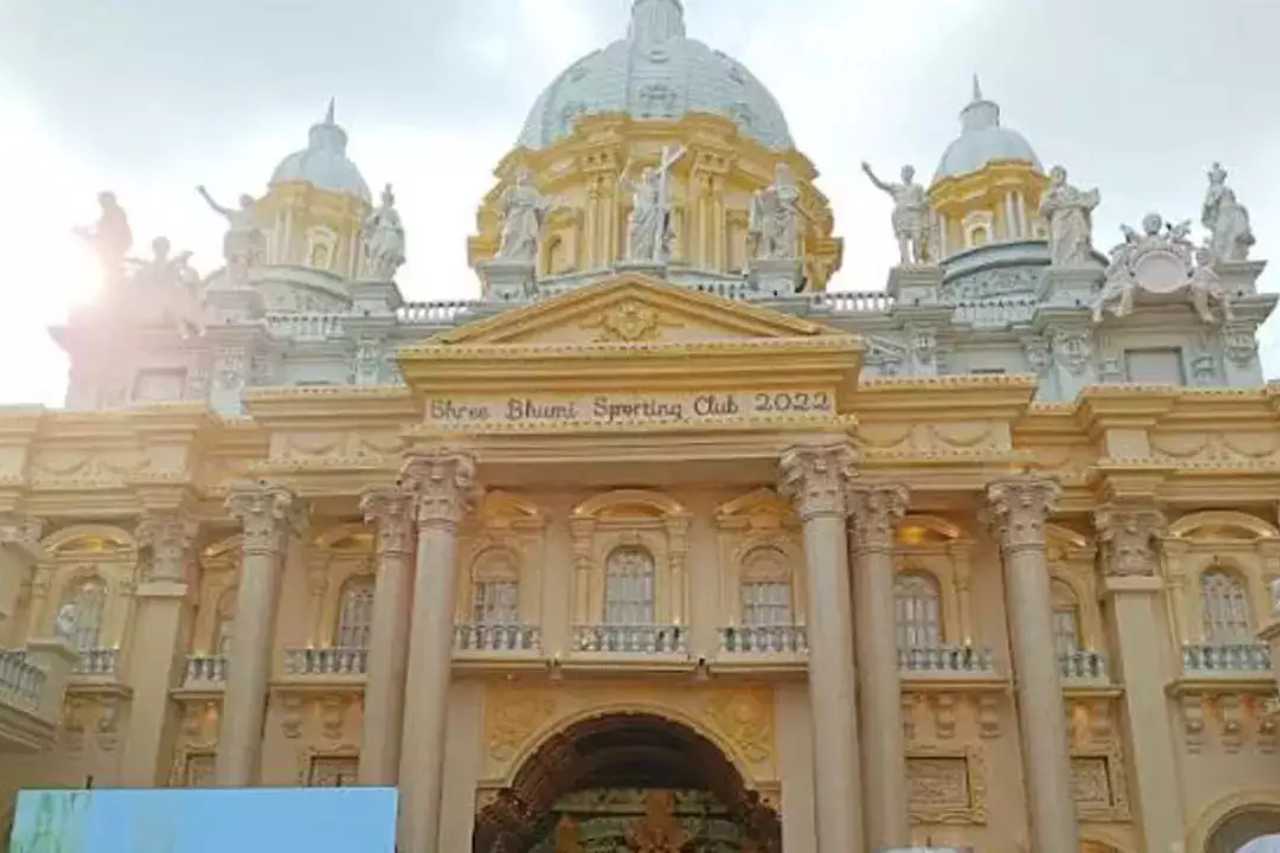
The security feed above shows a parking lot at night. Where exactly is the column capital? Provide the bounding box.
[1094,504,1166,578]
[778,444,857,521]
[846,483,910,554]
[401,451,480,531]
[985,475,1061,554]
[226,480,306,558]
[0,513,44,561]
[361,485,417,557]
[136,513,200,582]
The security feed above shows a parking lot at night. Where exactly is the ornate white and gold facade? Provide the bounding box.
[4,3,1280,852]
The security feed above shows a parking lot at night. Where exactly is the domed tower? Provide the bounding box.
[468,0,842,297]
[251,101,374,310]
[927,79,1051,298]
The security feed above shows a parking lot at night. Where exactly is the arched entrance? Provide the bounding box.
[1207,807,1280,853]
[474,713,782,852]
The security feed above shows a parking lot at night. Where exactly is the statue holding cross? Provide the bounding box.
[619,145,686,264]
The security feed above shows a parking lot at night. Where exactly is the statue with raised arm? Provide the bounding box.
[620,145,685,264]
[1202,161,1255,262]
[196,185,264,284]
[361,183,407,280]
[1040,166,1101,268]
[74,191,133,285]
[495,170,554,263]
[749,163,807,261]
[861,162,929,265]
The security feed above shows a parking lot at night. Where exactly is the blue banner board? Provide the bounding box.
[7,787,398,852]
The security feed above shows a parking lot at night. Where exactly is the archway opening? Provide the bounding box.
[1208,807,1280,853]
[474,712,781,852]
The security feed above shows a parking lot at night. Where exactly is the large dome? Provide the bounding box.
[933,81,1041,183]
[517,0,794,151]
[270,101,371,202]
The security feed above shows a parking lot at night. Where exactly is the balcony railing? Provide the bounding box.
[573,625,688,655]
[184,655,228,686]
[0,650,44,710]
[453,624,541,654]
[284,647,368,676]
[718,625,808,655]
[1182,643,1272,675]
[898,645,995,676]
[71,647,118,677]
[1059,649,1109,683]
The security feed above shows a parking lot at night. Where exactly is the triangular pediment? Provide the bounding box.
[429,275,840,346]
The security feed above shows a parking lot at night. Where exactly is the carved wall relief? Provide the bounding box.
[906,746,987,825]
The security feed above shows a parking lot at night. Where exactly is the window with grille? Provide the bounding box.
[740,547,793,626]
[605,546,656,625]
[60,577,107,652]
[895,572,942,650]
[1051,579,1083,657]
[335,577,375,649]
[471,551,520,625]
[1201,569,1252,644]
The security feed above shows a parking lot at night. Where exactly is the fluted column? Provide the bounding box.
[122,513,199,786]
[779,444,864,853]
[986,476,1078,853]
[397,452,479,853]
[358,485,417,786]
[847,484,911,849]
[217,481,305,786]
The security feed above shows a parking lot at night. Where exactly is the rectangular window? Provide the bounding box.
[1125,348,1185,385]
[132,368,188,403]
[741,582,793,627]
[472,580,520,625]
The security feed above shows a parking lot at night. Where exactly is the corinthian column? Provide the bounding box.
[779,444,864,853]
[0,515,43,642]
[986,476,1078,853]
[847,483,911,849]
[217,481,305,787]
[397,452,479,853]
[358,485,417,786]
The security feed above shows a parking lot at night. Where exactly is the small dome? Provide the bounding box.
[933,79,1041,183]
[518,0,793,151]
[270,101,371,202]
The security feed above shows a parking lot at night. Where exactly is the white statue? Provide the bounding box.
[1189,246,1235,324]
[619,145,686,264]
[125,237,205,337]
[128,236,196,290]
[1202,162,1255,262]
[361,183,407,280]
[749,163,808,261]
[1040,166,1101,267]
[55,603,78,642]
[862,162,929,265]
[196,185,264,285]
[74,191,133,285]
[495,170,555,263]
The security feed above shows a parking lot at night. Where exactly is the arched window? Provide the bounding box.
[740,547,793,626]
[335,576,375,649]
[1201,568,1252,644]
[605,546,656,625]
[894,572,941,650]
[60,576,107,652]
[1051,579,1083,657]
[214,588,237,656]
[471,551,520,625]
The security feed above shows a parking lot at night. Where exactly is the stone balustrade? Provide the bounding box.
[573,625,688,655]
[1059,649,1109,683]
[898,645,995,676]
[809,290,897,314]
[184,655,228,686]
[72,647,119,677]
[0,649,44,709]
[396,300,483,324]
[718,625,808,655]
[453,624,541,654]
[284,647,369,677]
[265,313,347,341]
[1182,643,1272,675]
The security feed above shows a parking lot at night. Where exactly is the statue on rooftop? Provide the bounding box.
[361,183,407,280]
[73,191,133,286]
[749,163,808,261]
[495,170,556,264]
[619,145,686,264]
[196,185,264,285]
[125,237,206,337]
[1202,161,1255,262]
[1040,166,1101,268]
[861,162,929,265]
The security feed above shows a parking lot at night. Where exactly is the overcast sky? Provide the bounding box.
[2,0,1278,407]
